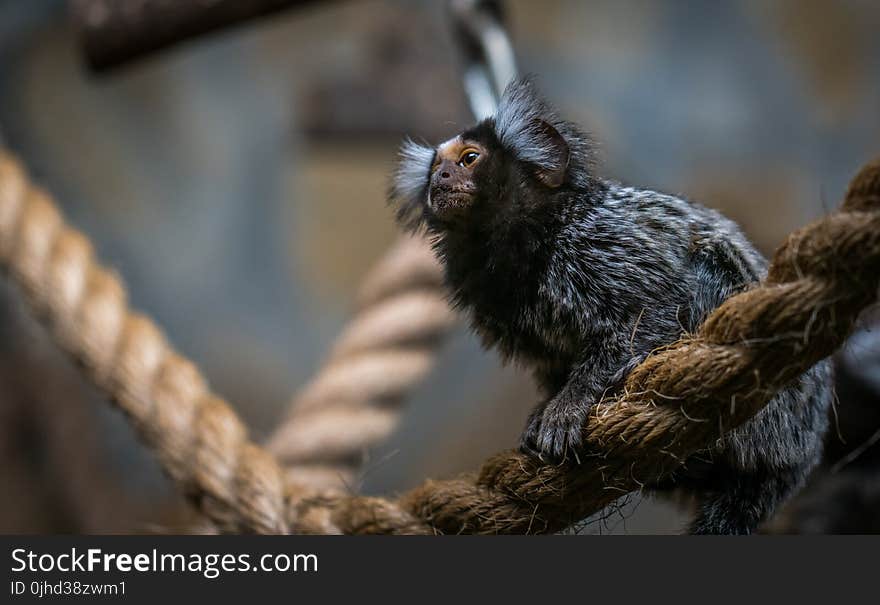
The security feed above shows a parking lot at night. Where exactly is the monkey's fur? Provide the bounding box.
[389,79,832,534]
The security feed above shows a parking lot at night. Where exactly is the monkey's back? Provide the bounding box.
[446,178,832,483]
[581,183,832,503]
[442,178,832,531]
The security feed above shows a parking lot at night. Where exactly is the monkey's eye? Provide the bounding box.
[458,151,480,167]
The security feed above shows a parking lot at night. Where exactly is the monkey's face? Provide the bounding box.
[389,129,502,231]
[389,123,562,233]
[390,79,578,232]
[426,136,489,224]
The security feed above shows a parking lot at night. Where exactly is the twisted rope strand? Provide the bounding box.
[266,235,456,494]
[0,150,290,534]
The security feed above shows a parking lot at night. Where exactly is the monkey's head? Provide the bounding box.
[389,78,595,232]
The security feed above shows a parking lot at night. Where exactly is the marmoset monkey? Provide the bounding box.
[389,79,832,534]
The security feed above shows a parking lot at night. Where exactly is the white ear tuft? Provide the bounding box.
[494,78,584,188]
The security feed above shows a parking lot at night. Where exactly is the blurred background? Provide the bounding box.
[0,0,878,534]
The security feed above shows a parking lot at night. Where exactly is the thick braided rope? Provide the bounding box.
[0,150,291,534]
[266,235,455,495]
[293,158,880,534]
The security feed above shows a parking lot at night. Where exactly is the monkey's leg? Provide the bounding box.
[688,465,803,534]
[527,350,643,461]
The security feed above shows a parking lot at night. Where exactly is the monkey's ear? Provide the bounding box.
[495,78,571,188]
[532,120,569,188]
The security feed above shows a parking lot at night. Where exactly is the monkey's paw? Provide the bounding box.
[518,405,547,459]
[519,400,587,462]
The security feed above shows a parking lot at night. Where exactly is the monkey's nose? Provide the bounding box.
[440,170,451,179]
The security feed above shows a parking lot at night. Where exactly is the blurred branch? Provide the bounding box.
[68,0,322,72]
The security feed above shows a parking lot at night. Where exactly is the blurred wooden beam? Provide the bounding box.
[69,0,323,73]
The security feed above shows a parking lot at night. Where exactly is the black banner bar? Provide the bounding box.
[1,535,874,603]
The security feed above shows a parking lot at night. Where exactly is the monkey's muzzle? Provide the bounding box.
[428,187,474,222]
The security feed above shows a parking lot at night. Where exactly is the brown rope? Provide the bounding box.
[291,158,880,534]
[2,144,877,534]
[266,235,455,495]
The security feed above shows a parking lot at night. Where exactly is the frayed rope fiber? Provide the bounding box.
[1,147,878,534]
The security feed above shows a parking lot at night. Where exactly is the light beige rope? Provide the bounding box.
[0,150,291,534]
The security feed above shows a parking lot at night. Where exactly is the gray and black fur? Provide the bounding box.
[389,79,832,534]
